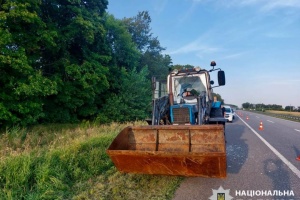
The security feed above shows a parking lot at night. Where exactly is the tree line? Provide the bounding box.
[0,0,172,127]
[242,102,300,112]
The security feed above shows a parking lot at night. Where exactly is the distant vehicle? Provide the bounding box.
[224,105,235,122]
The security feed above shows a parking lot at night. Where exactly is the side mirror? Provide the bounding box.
[218,70,225,86]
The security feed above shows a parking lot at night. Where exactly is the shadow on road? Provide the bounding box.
[264,159,292,198]
[225,117,249,174]
[293,145,300,159]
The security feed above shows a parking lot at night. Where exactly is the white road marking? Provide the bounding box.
[267,120,274,123]
[295,129,300,132]
[238,115,300,179]
[256,116,260,118]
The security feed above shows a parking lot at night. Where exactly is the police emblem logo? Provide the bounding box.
[209,186,233,200]
[217,193,225,200]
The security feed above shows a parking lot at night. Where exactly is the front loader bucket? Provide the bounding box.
[106,125,226,178]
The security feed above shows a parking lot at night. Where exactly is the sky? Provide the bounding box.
[107,0,300,108]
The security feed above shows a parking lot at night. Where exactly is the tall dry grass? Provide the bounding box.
[0,122,182,200]
[266,110,300,117]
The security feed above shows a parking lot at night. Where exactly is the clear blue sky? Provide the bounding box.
[107,0,300,108]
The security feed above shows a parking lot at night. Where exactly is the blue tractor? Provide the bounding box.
[151,61,226,126]
[107,61,227,178]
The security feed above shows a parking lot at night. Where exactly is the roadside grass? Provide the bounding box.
[265,110,300,117]
[0,122,182,200]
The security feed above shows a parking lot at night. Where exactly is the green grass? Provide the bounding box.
[0,122,182,200]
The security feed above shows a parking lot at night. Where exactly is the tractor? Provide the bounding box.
[107,61,227,178]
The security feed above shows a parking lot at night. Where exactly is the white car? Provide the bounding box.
[223,106,235,122]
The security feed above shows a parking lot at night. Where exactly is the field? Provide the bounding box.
[265,110,300,117]
[0,122,182,200]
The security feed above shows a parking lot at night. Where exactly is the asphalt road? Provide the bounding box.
[173,110,300,200]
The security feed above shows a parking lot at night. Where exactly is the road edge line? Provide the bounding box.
[237,115,300,179]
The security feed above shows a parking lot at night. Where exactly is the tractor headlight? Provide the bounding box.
[194,66,201,72]
[172,69,178,74]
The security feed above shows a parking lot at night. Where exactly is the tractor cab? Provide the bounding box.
[166,64,225,125]
[167,68,210,125]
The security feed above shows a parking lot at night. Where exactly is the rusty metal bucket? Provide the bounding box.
[106,125,226,177]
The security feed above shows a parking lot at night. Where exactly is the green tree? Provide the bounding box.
[140,50,172,81]
[38,0,110,122]
[98,67,151,123]
[172,64,195,70]
[98,14,154,123]
[105,14,140,72]
[0,0,110,125]
[242,102,251,109]
[122,11,152,52]
[122,11,171,79]
[0,1,57,126]
[285,105,294,112]
[1,2,172,126]
[102,14,141,108]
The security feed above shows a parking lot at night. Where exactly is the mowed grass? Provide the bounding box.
[0,122,182,200]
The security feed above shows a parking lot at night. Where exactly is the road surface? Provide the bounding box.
[173,110,300,200]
